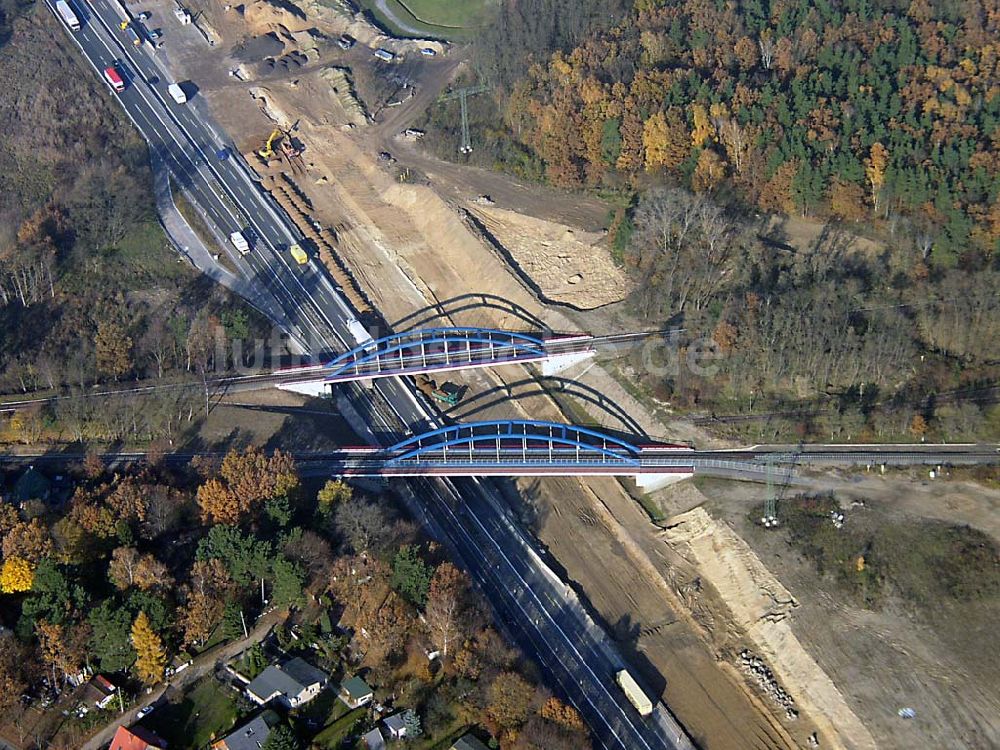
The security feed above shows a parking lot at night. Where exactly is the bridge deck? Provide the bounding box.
[323,328,594,382]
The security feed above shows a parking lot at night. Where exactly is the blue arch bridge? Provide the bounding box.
[325,420,697,490]
[322,327,596,382]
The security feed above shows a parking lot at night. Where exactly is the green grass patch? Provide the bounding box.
[635,493,668,523]
[770,495,1000,610]
[295,688,350,732]
[172,183,225,255]
[311,706,366,749]
[190,622,230,656]
[56,217,187,300]
[139,677,239,749]
[353,0,492,40]
[396,0,490,28]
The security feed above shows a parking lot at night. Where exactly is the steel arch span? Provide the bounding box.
[385,420,642,467]
[323,327,592,382]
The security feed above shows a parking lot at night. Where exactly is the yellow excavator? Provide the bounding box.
[258,129,282,159]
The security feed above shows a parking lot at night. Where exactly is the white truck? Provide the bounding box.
[229,231,250,255]
[168,83,187,104]
[346,317,373,346]
[56,0,80,31]
[616,669,654,717]
[373,48,395,62]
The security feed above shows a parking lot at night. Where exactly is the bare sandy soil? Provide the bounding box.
[763,214,885,257]
[661,503,875,750]
[467,204,629,309]
[146,5,1000,750]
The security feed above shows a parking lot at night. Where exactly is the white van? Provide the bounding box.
[168,83,187,104]
[230,231,250,255]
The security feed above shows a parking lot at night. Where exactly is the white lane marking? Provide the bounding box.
[429,478,650,750]
[77,0,336,349]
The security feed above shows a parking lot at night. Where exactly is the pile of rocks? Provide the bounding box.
[737,649,798,720]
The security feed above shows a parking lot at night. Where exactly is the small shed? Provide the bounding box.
[451,734,491,750]
[383,712,407,739]
[363,727,385,750]
[338,675,374,708]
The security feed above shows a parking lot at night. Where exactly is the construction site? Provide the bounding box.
[133,1,1000,748]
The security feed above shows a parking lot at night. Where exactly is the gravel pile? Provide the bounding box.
[738,649,799,720]
[232,32,285,62]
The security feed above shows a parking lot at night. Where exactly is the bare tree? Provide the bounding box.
[758,31,776,70]
[334,501,388,554]
[628,188,742,317]
[142,312,172,379]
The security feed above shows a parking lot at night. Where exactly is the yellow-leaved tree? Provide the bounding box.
[0,557,34,593]
[865,143,888,215]
[690,103,714,148]
[642,110,689,172]
[131,611,166,685]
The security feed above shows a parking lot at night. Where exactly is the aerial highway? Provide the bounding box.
[47,2,696,747]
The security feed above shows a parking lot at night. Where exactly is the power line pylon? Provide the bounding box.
[439,84,489,153]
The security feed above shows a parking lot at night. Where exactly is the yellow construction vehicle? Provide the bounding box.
[119,19,129,31]
[258,129,282,159]
[289,242,308,266]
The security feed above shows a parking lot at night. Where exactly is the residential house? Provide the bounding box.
[211,712,278,750]
[109,725,168,750]
[383,712,407,740]
[362,727,385,750]
[451,735,490,750]
[245,657,329,709]
[81,674,116,710]
[337,675,373,708]
[13,466,52,509]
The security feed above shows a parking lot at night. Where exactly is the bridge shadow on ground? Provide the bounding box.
[391,292,551,334]
[496,478,670,702]
[442,375,649,440]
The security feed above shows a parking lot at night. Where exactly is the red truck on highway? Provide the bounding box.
[103,65,125,93]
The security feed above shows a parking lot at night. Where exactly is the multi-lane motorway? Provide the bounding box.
[49,2,697,747]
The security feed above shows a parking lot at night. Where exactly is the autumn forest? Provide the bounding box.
[450,0,1000,441]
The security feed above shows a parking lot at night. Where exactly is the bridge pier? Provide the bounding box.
[541,350,595,376]
[277,379,332,398]
[634,472,693,492]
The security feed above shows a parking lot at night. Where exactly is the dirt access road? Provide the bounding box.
[359,51,612,232]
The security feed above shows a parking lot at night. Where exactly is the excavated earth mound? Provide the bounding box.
[242,0,311,34]
[232,31,285,61]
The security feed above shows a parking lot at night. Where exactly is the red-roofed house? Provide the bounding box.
[109,725,168,750]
